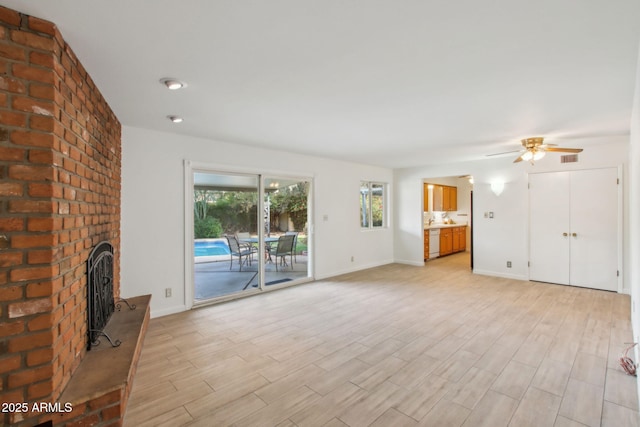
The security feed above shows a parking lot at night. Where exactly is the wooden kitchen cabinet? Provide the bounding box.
[432,185,442,211]
[442,186,452,211]
[440,228,453,256]
[443,186,458,211]
[423,184,429,212]
[437,226,467,258]
[424,230,429,260]
[452,227,460,252]
[459,227,466,251]
[432,185,457,211]
[448,186,457,211]
[453,226,466,252]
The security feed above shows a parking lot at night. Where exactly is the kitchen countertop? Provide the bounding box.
[424,223,468,230]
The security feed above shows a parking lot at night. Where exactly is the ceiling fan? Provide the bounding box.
[488,137,583,164]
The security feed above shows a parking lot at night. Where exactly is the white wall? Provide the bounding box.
[120,122,635,318]
[121,126,393,317]
[629,46,640,359]
[394,138,631,289]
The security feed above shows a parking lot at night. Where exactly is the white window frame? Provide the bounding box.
[360,181,387,229]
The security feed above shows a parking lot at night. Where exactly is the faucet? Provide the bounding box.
[428,217,434,226]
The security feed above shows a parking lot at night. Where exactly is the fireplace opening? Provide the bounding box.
[86,241,117,350]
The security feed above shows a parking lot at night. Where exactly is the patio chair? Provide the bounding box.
[235,232,254,252]
[274,234,295,271]
[285,231,299,263]
[236,232,251,240]
[225,234,256,271]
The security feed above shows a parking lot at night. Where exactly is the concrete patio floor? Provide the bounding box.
[194,254,309,301]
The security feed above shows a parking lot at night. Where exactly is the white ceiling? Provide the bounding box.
[4,1,640,168]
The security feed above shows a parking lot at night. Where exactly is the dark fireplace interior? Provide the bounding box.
[87,241,116,350]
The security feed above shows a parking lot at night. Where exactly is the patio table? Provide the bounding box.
[240,237,280,262]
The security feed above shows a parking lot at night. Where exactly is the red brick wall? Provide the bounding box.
[0,6,121,426]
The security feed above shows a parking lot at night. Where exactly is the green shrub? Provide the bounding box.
[294,235,307,254]
[194,217,223,238]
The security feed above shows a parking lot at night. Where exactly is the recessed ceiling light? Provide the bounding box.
[167,115,183,123]
[160,78,186,90]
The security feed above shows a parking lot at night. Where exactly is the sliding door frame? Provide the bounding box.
[184,160,314,310]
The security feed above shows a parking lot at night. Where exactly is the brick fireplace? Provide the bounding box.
[0,6,139,426]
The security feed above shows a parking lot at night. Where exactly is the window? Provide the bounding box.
[360,181,386,228]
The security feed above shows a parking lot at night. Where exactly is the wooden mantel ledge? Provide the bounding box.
[59,294,152,406]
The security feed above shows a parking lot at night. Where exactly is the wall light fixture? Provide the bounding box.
[490,181,505,196]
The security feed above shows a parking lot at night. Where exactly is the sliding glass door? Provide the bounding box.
[190,167,312,305]
[263,177,310,287]
[193,171,261,301]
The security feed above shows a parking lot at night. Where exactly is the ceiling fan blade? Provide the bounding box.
[544,147,583,153]
[513,155,524,163]
[486,150,522,157]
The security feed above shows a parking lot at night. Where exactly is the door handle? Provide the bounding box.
[572,233,577,237]
[562,233,568,237]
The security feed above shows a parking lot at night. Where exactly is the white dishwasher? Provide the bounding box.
[429,228,440,259]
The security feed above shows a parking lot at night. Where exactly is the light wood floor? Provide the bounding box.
[125,253,639,427]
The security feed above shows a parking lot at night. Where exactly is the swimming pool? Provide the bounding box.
[194,240,230,257]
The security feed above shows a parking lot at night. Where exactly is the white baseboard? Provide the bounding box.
[315,259,395,280]
[473,269,528,281]
[394,258,425,267]
[151,304,187,318]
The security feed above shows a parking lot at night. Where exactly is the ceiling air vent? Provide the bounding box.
[561,154,579,163]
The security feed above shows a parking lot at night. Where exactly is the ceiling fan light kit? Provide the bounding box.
[513,137,582,164]
[521,150,545,162]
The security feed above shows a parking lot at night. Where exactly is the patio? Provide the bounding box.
[194,252,309,301]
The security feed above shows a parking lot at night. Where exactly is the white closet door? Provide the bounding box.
[569,168,618,291]
[529,171,571,285]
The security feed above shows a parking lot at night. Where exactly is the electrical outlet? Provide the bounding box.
[165,288,172,298]
[350,256,354,262]
[507,261,512,268]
